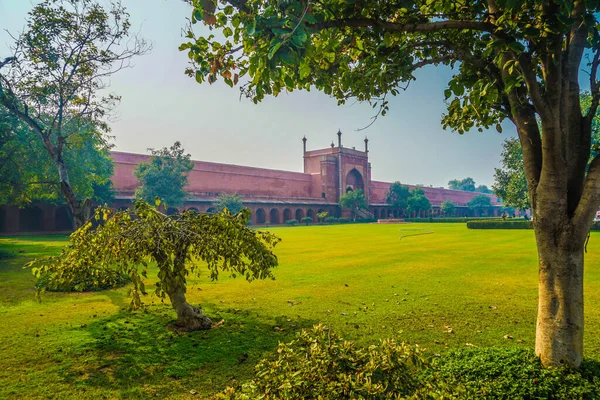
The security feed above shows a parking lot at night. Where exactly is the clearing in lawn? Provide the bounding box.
[1,223,600,398]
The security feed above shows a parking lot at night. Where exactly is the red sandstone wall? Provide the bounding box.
[112,151,318,200]
[370,181,500,207]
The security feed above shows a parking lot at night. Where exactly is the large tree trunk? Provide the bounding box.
[166,283,213,331]
[534,215,586,367]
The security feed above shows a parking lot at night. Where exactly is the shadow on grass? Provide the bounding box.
[59,303,316,398]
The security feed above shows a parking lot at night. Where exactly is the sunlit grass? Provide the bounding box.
[1,224,600,398]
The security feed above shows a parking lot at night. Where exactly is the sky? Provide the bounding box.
[0,0,517,188]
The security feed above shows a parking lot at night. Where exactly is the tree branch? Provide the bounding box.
[311,18,495,34]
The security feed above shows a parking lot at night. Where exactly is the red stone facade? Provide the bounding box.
[0,133,502,233]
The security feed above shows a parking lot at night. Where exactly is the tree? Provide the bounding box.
[476,185,493,194]
[27,199,280,331]
[467,194,493,216]
[135,142,194,208]
[0,104,114,206]
[440,200,456,217]
[385,181,410,210]
[214,192,245,214]
[407,188,431,217]
[448,178,476,192]
[493,137,530,211]
[339,189,367,221]
[182,0,600,367]
[316,211,328,222]
[301,216,313,225]
[0,0,149,227]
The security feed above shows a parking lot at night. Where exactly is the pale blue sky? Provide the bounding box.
[0,0,517,188]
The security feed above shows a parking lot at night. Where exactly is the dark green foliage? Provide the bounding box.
[385,181,410,209]
[424,348,600,399]
[448,178,477,192]
[214,192,245,214]
[300,217,312,225]
[407,188,431,215]
[440,200,456,216]
[285,219,298,226]
[467,220,533,229]
[324,216,337,223]
[35,267,130,293]
[405,217,504,223]
[215,324,426,399]
[337,217,350,223]
[134,142,194,208]
[0,105,114,206]
[467,194,493,210]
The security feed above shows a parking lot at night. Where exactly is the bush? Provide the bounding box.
[324,216,337,223]
[467,220,533,229]
[301,217,313,225]
[35,266,131,292]
[337,217,350,223]
[421,347,600,399]
[215,327,600,400]
[285,219,298,226]
[215,324,426,399]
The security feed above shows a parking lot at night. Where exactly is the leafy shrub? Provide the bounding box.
[301,217,313,225]
[337,217,350,223]
[285,219,298,226]
[215,324,426,399]
[421,347,600,399]
[35,266,130,292]
[324,216,337,223]
[467,220,533,229]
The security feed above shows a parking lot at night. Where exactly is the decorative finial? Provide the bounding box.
[302,136,307,153]
[364,136,369,153]
[302,135,307,142]
[330,141,335,148]
[337,129,342,147]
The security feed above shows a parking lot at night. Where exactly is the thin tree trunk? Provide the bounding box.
[534,223,585,367]
[166,283,213,331]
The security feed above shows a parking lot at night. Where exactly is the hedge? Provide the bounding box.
[404,217,505,223]
[467,220,533,229]
[468,220,600,230]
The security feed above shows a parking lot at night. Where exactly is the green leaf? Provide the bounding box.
[268,40,283,60]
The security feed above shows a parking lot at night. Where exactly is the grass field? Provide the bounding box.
[2,223,600,399]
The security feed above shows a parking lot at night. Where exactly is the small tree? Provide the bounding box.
[467,194,493,217]
[493,138,530,211]
[0,0,149,227]
[214,192,244,214]
[135,142,194,208]
[316,211,328,223]
[440,201,456,217]
[285,219,298,226]
[27,199,280,331]
[301,217,313,226]
[385,181,410,210]
[407,188,431,217]
[339,189,368,222]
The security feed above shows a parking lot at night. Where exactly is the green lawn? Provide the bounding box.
[1,223,600,399]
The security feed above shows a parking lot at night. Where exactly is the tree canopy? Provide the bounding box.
[385,181,410,209]
[339,189,367,221]
[213,192,245,214]
[407,187,431,216]
[0,0,149,227]
[440,200,456,216]
[467,194,493,210]
[135,142,194,208]
[27,199,280,330]
[0,104,114,206]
